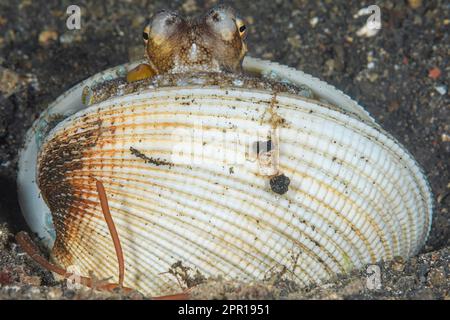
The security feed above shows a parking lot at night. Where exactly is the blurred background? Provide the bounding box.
[0,0,448,299]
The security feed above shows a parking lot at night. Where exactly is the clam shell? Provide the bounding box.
[18,57,433,296]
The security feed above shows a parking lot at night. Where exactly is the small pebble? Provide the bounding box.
[325,59,335,74]
[262,52,274,59]
[434,85,447,96]
[367,73,379,82]
[309,17,319,27]
[441,133,450,143]
[47,287,63,299]
[59,32,82,45]
[39,30,58,46]
[287,34,301,49]
[182,0,198,14]
[355,6,381,37]
[391,257,406,272]
[232,79,244,87]
[0,67,20,97]
[428,67,441,80]
[408,0,422,9]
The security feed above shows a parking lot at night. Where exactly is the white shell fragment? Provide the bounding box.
[17,57,433,296]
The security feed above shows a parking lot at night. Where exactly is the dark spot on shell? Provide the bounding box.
[130,146,173,167]
[270,174,290,195]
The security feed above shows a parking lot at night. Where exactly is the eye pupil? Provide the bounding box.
[239,25,246,33]
[143,32,149,40]
[212,12,220,22]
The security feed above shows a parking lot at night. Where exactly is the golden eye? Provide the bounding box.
[236,18,246,38]
[143,26,150,43]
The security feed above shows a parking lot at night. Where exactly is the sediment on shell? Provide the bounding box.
[82,71,314,106]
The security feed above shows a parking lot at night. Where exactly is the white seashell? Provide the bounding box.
[17,57,433,296]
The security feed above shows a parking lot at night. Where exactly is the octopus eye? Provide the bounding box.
[142,26,150,43]
[205,6,242,41]
[236,18,247,38]
[146,10,183,45]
